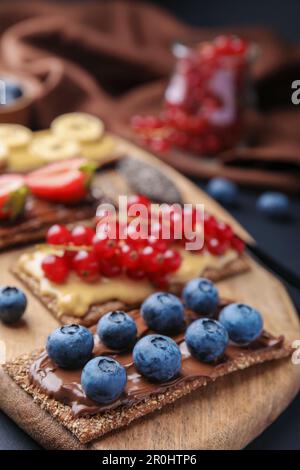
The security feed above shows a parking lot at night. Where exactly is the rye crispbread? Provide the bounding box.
[12,253,250,326]
[1,336,291,447]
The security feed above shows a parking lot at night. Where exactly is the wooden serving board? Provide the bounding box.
[0,136,300,450]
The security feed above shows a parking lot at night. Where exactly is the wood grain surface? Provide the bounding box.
[0,136,300,449]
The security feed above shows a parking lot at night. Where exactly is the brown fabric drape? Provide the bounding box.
[1,1,300,190]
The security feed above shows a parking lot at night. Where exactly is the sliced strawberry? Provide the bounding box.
[26,158,96,204]
[0,174,28,220]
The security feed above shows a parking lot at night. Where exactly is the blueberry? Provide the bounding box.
[81,356,126,404]
[97,310,137,350]
[0,79,23,105]
[256,192,289,218]
[141,292,184,334]
[206,177,238,206]
[182,278,219,316]
[133,334,181,382]
[0,286,27,324]
[46,324,94,369]
[185,318,228,362]
[219,303,263,344]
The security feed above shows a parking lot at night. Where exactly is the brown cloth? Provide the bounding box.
[1,0,300,191]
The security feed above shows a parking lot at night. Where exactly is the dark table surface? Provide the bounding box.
[0,181,299,450]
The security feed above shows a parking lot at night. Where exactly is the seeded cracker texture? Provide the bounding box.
[1,339,291,447]
[12,255,250,326]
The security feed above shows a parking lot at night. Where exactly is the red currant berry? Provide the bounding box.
[41,254,69,284]
[214,35,234,55]
[141,246,164,273]
[149,274,170,289]
[46,224,71,245]
[99,258,122,277]
[125,224,147,250]
[216,222,233,242]
[127,194,150,212]
[93,233,118,260]
[71,225,95,246]
[150,137,171,154]
[162,249,182,273]
[231,235,245,253]
[96,220,120,239]
[126,268,146,280]
[206,238,227,255]
[147,235,168,253]
[204,214,217,239]
[73,250,100,282]
[62,249,76,268]
[120,244,140,270]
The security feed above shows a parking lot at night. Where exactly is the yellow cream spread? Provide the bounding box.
[17,248,237,317]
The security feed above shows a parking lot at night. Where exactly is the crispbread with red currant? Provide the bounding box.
[0,296,291,448]
[12,198,249,326]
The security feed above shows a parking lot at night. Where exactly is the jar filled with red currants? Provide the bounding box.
[131,35,255,156]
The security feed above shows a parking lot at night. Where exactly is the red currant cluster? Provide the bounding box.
[41,195,244,285]
[131,35,250,156]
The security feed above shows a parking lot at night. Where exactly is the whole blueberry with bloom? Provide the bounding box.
[206,177,238,206]
[97,310,137,350]
[256,192,290,218]
[182,278,219,316]
[46,324,94,369]
[219,303,263,344]
[0,286,27,324]
[185,318,229,363]
[141,292,184,334]
[81,356,127,404]
[133,334,181,382]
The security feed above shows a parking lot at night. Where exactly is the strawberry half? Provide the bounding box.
[26,158,96,204]
[0,174,28,220]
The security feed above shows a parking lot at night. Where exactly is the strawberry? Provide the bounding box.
[0,175,28,220]
[26,158,96,204]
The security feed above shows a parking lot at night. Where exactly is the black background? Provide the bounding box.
[1,0,300,450]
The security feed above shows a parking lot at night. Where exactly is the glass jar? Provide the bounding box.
[163,36,253,155]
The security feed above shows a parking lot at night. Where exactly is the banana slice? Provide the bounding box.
[0,124,32,148]
[29,135,80,162]
[51,112,104,143]
[0,142,8,166]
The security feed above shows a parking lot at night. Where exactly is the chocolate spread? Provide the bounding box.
[29,307,284,418]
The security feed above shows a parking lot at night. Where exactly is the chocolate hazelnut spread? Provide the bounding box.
[29,307,284,418]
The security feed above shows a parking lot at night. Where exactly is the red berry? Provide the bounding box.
[96,220,120,239]
[140,246,164,273]
[73,250,100,282]
[216,222,233,242]
[71,225,95,246]
[120,244,140,270]
[214,35,234,55]
[125,224,148,250]
[207,238,227,255]
[231,37,248,55]
[99,258,122,277]
[127,194,150,212]
[231,235,245,253]
[204,214,217,239]
[62,249,76,268]
[41,254,69,284]
[93,233,118,260]
[46,224,71,245]
[147,235,168,253]
[149,274,170,289]
[162,249,182,273]
[126,268,146,280]
[150,137,171,154]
